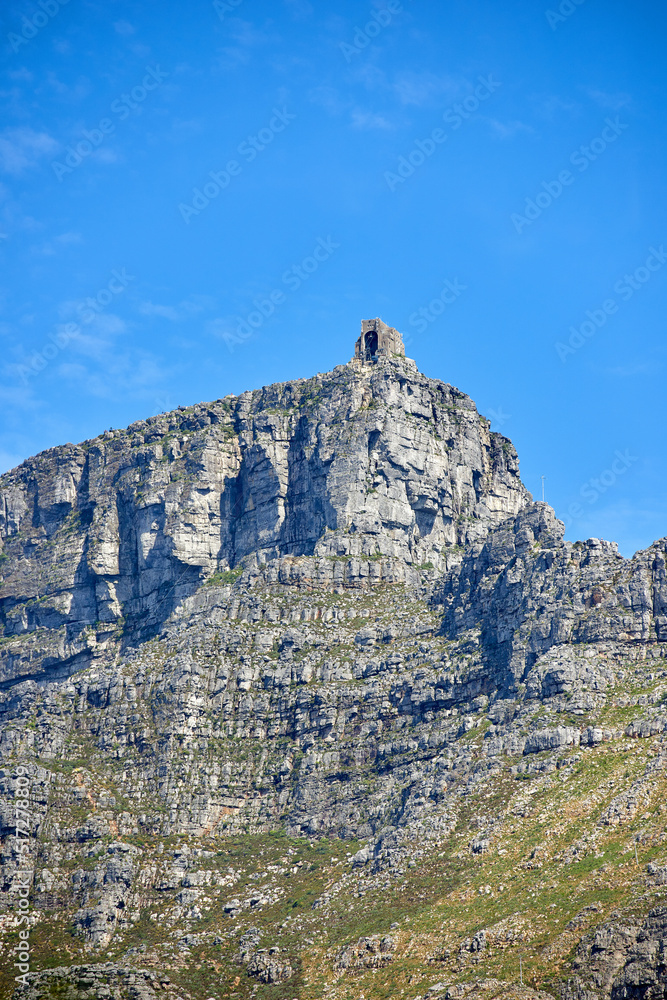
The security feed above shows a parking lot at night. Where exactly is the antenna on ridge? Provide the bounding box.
[541,476,546,502]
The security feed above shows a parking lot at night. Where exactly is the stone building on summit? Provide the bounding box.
[354,318,405,363]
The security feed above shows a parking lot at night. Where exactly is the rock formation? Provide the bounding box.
[2,327,667,1000]
[0,350,527,689]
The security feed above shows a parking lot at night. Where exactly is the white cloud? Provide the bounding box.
[31,231,83,256]
[206,317,234,338]
[170,119,203,139]
[308,85,346,116]
[140,302,180,322]
[139,297,214,322]
[323,14,347,32]
[228,19,279,48]
[604,362,659,377]
[309,87,396,130]
[114,20,136,35]
[487,118,533,139]
[94,147,121,164]
[216,18,282,69]
[56,231,82,245]
[57,351,168,399]
[44,73,91,102]
[56,361,87,380]
[350,109,392,130]
[586,88,632,111]
[535,95,581,121]
[392,71,460,108]
[0,127,58,175]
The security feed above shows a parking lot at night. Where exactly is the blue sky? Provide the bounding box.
[1,0,666,557]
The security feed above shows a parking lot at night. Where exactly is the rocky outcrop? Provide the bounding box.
[4,349,667,1000]
[72,842,142,947]
[566,908,667,999]
[12,964,169,1000]
[334,934,397,972]
[0,357,528,689]
[434,504,667,693]
[246,949,294,983]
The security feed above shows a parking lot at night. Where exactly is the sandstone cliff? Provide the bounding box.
[0,356,527,688]
[2,353,667,1000]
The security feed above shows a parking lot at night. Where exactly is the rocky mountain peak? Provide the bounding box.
[0,349,529,688]
[4,336,667,1000]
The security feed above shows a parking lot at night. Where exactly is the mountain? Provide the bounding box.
[2,328,667,1000]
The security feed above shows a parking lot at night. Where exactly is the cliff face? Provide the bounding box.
[3,352,667,1000]
[0,356,528,687]
[435,504,667,692]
